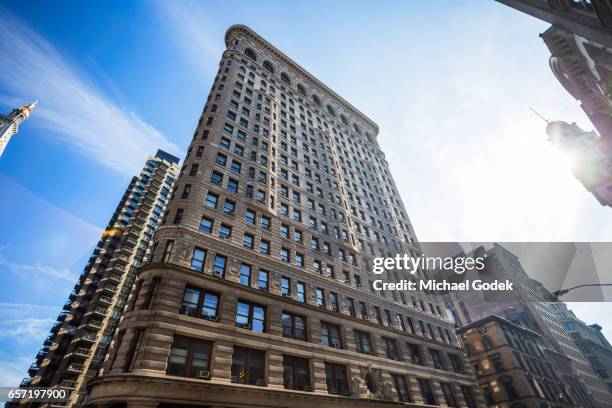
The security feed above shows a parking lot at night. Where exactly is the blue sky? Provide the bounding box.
[1,0,611,385]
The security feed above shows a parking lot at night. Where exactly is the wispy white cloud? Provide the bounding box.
[0,258,76,282]
[0,318,54,340]
[153,0,223,74]
[0,303,58,386]
[0,8,181,175]
[0,356,32,387]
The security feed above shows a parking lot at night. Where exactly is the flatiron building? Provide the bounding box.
[86,25,482,408]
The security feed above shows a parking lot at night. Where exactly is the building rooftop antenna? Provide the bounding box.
[530,107,550,124]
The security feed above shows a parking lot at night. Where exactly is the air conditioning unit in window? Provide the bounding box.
[212,270,224,278]
[255,379,266,386]
[331,341,341,348]
[222,235,231,240]
[303,385,313,392]
[355,283,362,288]
[236,323,250,329]
[281,292,291,297]
[197,370,211,379]
[226,210,235,215]
[230,375,238,383]
[203,315,218,322]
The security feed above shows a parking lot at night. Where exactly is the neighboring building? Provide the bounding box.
[496,1,612,206]
[544,120,612,207]
[86,25,483,408]
[457,315,577,407]
[496,0,612,48]
[541,25,612,157]
[20,150,180,407]
[552,304,612,393]
[444,244,610,407]
[0,101,36,157]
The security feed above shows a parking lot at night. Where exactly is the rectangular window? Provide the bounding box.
[235,300,266,332]
[392,374,411,402]
[383,337,401,361]
[321,322,342,348]
[259,239,270,254]
[347,298,356,317]
[243,233,254,249]
[449,354,465,374]
[441,382,457,407]
[296,282,305,302]
[281,312,306,340]
[166,335,213,378]
[223,200,235,215]
[280,224,289,238]
[354,330,372,354]
[280,247,290,262]
[199,216,213,233]
[418,379,436,405]
[329,292,339,312]
[324,362,349,396]
[295,253,304,267]
[162,240,174,263]
[430,349,445,369]
[283,355,310,391]
[239,264,251,286]
[211,171,223,185]
[461,386,478,408]
[231,346,265,385]
[258,270,268,290]
[245,209,255,224]
[281,277,291,296]
[190,247,206,272]
[173,208,183,224]
[205,192,218,208]
[219,224,232,239]
[316,288,325,307]
[180,286,219,320]
[407,343,423,365]
[213,255,226,277]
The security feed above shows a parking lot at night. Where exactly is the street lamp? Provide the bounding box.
[552,283,612,298]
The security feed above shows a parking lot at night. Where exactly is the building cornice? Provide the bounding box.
[224,24,380,137]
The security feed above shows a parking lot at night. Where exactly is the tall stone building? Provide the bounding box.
[86,25,482,408]
[457,314,578,407]
[541,25,612,158]
[552,303,612,393]
[496,0,612,48]
[0,101,36,157]
[444,244,611,407]
[21,150,180,407]
[544,120,612,207]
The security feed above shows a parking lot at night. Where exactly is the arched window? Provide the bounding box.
[340,114,348,125]
[297,83,306,96]
[244,48,257,61]
[353,123,361,134]
[312,94,321,106]
[280,72,291,86]
[327,104,336,117]
[263,60,274,74]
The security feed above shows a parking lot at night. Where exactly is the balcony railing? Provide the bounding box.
[66,363,84,373]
